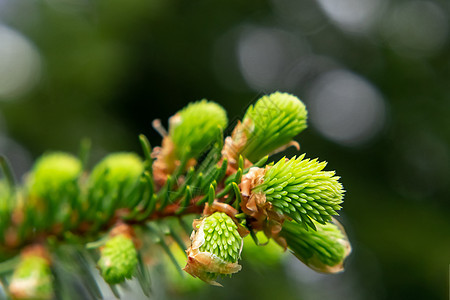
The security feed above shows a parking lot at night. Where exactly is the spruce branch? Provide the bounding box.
[0,92,351,298]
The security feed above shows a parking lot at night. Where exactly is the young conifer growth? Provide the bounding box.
[241,92,307,161]
[170,100,228,160]
[24,152,82,232]
[9,246,53,300]
[27,152,81,202]
[277,219,351,273]
[88,153,144,187]
[184,212,243,286]
[224,92,307,164]
[153,100,227,185]
[198,212,242,263]
[252,154,344,230]
[87,152,144,209]
[98,233,138,284]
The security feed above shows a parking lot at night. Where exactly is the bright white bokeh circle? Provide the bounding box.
[0,25,41,100]
[308,69,386,146]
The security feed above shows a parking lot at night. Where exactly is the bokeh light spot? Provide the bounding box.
[237,26,309,91]
[0,25,41,100]
[380,1,448,56]
[308,69,386,146]
[316,0,385,33]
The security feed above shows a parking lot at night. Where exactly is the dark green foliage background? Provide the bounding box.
[0,0,449,299]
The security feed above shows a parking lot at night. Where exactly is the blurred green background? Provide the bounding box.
[0,0,449,299]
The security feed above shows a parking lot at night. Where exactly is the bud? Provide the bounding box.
[9,246,53,300]
[153,100,227,185]
[224,92,307,163]
[88,152,144,208]
[98,234,138,284]
[184,212,242,286]
[277,218,351,273]
[251,155,344,230]
[170,100,228,160]
[89,152,143,189]
[27,152,81,201]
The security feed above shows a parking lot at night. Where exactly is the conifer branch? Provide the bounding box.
[0,92,351,298]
